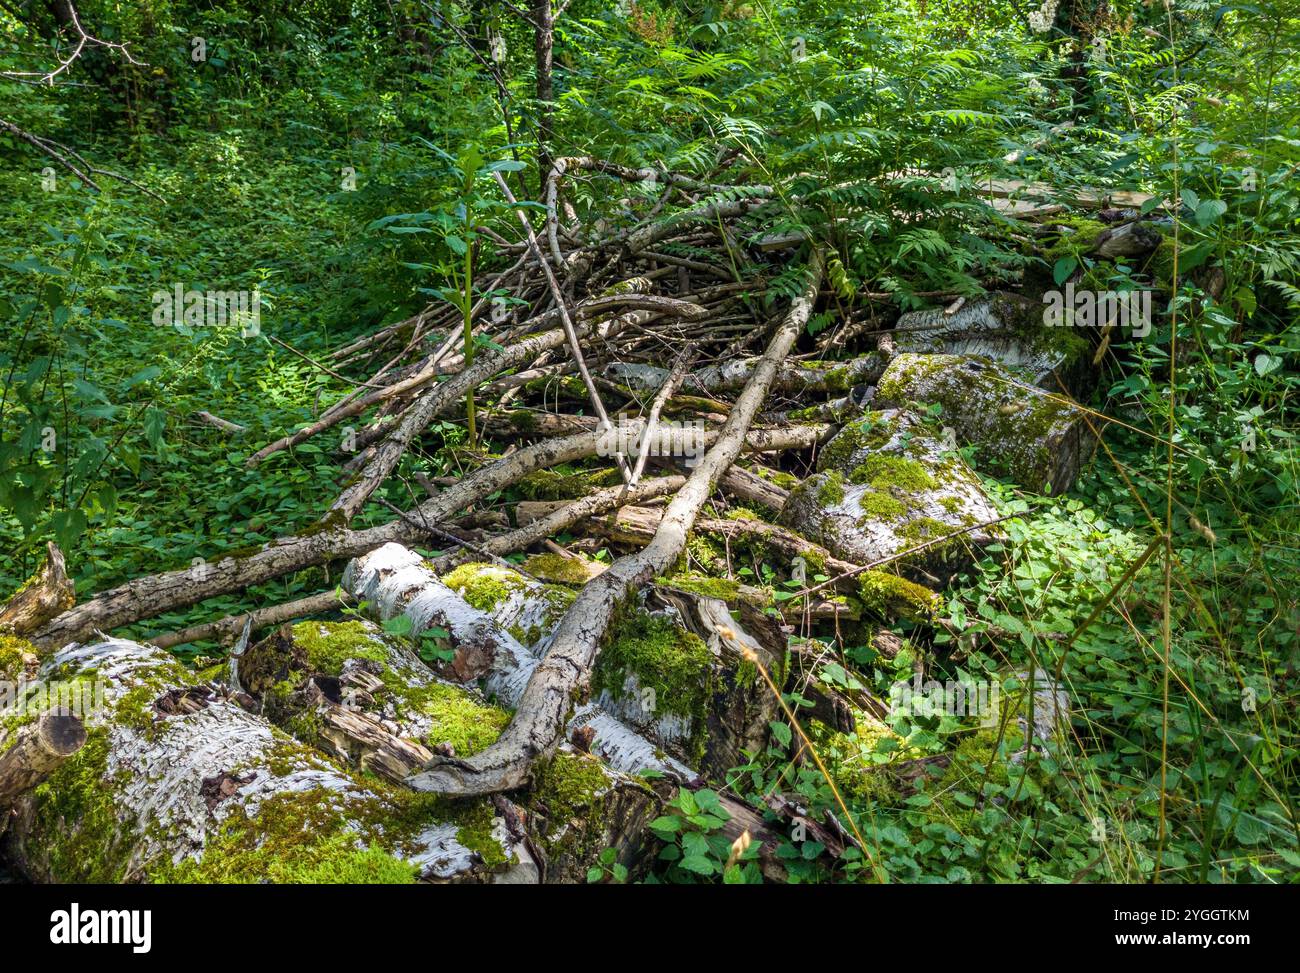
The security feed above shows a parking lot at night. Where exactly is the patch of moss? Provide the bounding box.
[684,531,724,569]
[1042,215,1107,266]
[516,467,619,501]
[290,620,389,676]
[817,470,846,506]
[857,570,940,622]
[522,552,596,585]
[1144,234,1177,287]
[657,572,742,601]
[442,562,529,613]
[857,490,908,520]
[411,682,511,757]
[757,468,800,490]
[452,800,511,868]
[115,684,160,736]
[593,610,717,754]
[153,788,421,884]
[0,633,33,679]
[799,546,828,577]
[876,353,1075,491]
[849,454,936,492]
[534,751,612,823]
[900,516,948,542]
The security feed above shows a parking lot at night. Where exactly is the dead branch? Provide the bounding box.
[406,253,824,796]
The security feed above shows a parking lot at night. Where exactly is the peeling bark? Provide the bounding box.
[890,293,1089,393]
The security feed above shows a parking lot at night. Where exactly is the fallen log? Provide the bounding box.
[3,636,538,883]
[890,293,1091,393]
[0,710,87,813]
[873,353,1096,494]
[148,590,355,651]
[780,408,1003,583]
[429,475,687,574]
[607,353,883,399]
[238,616,663,882]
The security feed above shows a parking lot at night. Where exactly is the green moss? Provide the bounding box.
[724,507,760,521]
[412,682,511,757]
[821,414,903,474]
[28,729,137,882]
[857,570,940,621]
[290,620,389,676]
[849,454,936,492]
[1042,216,1107,266]
[799,546,828,577]
[442,562,529,613]
[814,715,914,805]
[684,531,724,569]
[857,491,907,520]
[534,751,612,823]
[115,684,160,736]
[900,516,947,542]
[821,365,851,392]
[758,468,800,490]
[153,788,422,884]
[508,409,538,432]
[531,751,625,863]
[452,800,511,868]
[522,552,597,585]
[876,353,1075,491]
[516,467,620,500]
[593,610,717,756]
[0,633,33,678]
[658,572,742,601]
[817,470,846,506]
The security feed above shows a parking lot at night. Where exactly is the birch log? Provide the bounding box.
[2,637,539,883]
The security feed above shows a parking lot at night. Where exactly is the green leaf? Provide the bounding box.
[1194,199,1228,226]
[679,855,715,875]
[1254,353,1282,376]
[769,720,793,747]
[50,507,88,550]
[648,815,682,837]
[1052,256,1077,286]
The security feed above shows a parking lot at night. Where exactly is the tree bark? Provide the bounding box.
[0,542,75,637]
[0,710,86,812]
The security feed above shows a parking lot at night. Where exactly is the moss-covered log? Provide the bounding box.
[239,616,664,882]
[780,408,1002,583]
[890,293,1090,394]
[1,636,540,884]
[345,543,782,778]
[608,353,883,398]
[343,543,695,779]
[874,353,1096,494]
